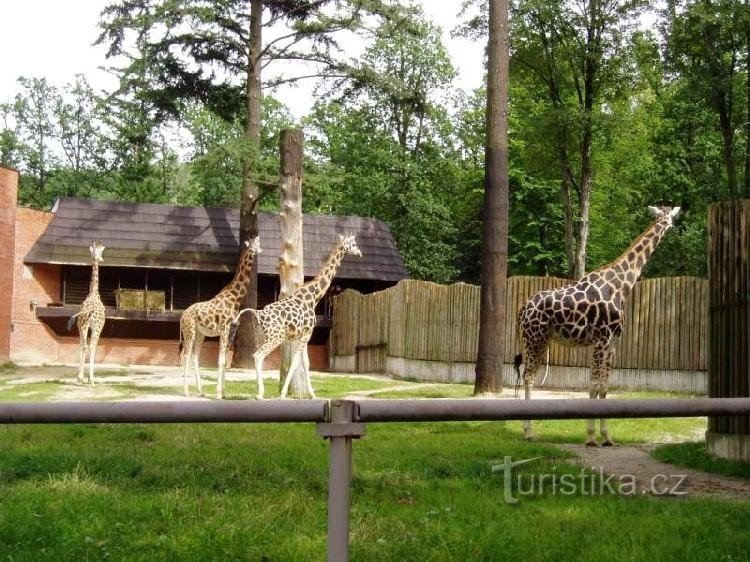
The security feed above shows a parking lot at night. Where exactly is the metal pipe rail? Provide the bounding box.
[354,397,750,422]
[0,399,329,424]
[2,397,750,562]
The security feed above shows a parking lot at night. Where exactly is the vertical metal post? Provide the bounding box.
[317,400,365,562]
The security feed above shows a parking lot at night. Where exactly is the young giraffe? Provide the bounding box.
[67,241,106,385]
[515,206,681,446]
[230,234,362,399]
[179,236,261,399]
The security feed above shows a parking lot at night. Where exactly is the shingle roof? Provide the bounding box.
[24,198,409,282]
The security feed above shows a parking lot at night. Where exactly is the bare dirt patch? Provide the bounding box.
[558,443,750,499]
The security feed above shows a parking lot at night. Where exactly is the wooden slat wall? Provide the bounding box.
[332,276,709,373]
[709,201,750,436]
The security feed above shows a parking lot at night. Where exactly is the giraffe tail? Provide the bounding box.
[513,353,523,398]
[66,312,80,332]
[228,308,256,345]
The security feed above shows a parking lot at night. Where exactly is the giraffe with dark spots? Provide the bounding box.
[515,206,681,446]
[67,241,106,385]
[179,237,261,399]
[230,235,362,399]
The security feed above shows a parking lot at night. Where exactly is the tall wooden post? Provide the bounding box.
[278,128,308,397]
[707,200,750,461]
[474,0,509,395]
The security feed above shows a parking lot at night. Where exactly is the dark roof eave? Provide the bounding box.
[23,198,410,282]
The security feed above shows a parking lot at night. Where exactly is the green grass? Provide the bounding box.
[0,370,747,561]
[652,442,750,478]
[1,421,749,561]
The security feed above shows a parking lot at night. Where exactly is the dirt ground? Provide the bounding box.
[3,363,749,499]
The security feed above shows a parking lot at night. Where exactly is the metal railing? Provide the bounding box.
[2,397,750,562]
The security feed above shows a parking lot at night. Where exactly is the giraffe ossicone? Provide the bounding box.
[230,234,362,399]
[179,236,261,399]
[68,240,106,385]
[515,206,681,446]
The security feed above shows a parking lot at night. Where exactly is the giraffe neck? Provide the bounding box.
[89,260,100,298]
[217,245,255,307]
[599,217,673,289]
[306,245,346,303]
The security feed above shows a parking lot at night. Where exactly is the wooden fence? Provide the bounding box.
[331,277,708,389]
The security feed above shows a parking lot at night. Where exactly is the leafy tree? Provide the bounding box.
[304,11,463,282]
[11,77,60,206]
[663,0,750,198]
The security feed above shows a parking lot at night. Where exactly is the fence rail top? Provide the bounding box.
[1,397,750,425]
[353,398,750,422]
[0,400,329,424]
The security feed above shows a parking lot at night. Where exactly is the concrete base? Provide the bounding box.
[706,431,750,462]
[330,354,707,394]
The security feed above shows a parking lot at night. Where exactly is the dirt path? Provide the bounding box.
[558,443,750,498]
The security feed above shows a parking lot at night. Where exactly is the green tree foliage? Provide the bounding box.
[663,0,750,198]
[305,12,462,282]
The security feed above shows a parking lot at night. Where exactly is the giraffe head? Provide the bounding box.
[338,234,362,257]
[89,240,105,263]
[245,236,262,255]
[647,206,681,227]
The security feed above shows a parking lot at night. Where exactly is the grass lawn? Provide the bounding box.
[0,367,748,561]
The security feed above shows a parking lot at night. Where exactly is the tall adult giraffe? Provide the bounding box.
[67,241,106,385]
[515,206,681,446]
[179,236,261,399]
[230,234,362,399]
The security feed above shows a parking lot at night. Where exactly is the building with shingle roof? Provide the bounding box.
[0,167,407,369]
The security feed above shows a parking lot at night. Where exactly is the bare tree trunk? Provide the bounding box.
[234,0,263,367]
[278,128,308,398]
[559,165,576,278]
[474,0,509,395]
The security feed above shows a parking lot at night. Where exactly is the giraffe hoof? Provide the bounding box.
[523,432,537,442]
[585,440,599,447]
[601,440,616,447]
[254,394,265,400]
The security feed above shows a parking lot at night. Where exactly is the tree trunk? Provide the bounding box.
[233,0,263,367]
[474,0,509,395]
[278,128,308,398]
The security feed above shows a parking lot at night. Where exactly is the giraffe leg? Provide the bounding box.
[521,342,545,441]
[88,331,101,385]
[182,336,194,397]
[253,334,284,400]
[302,347,315,399]
[253,353,266,399]
[253,339,281,399]
[77,324,88,384]
[192,334,205,396]
[280,341,306,399]
[586,343,615,446]
[598,348,615,446]
[216,329,229,400]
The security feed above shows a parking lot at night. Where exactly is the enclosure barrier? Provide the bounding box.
[331,277,709,391]
[3,397,750,562]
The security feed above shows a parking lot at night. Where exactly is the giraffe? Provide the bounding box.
[179,236,261,399]
[67,241,106,385]
[515,206,681,446]
[230,234,362,399]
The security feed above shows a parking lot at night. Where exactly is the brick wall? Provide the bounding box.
[0,167,19,360]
